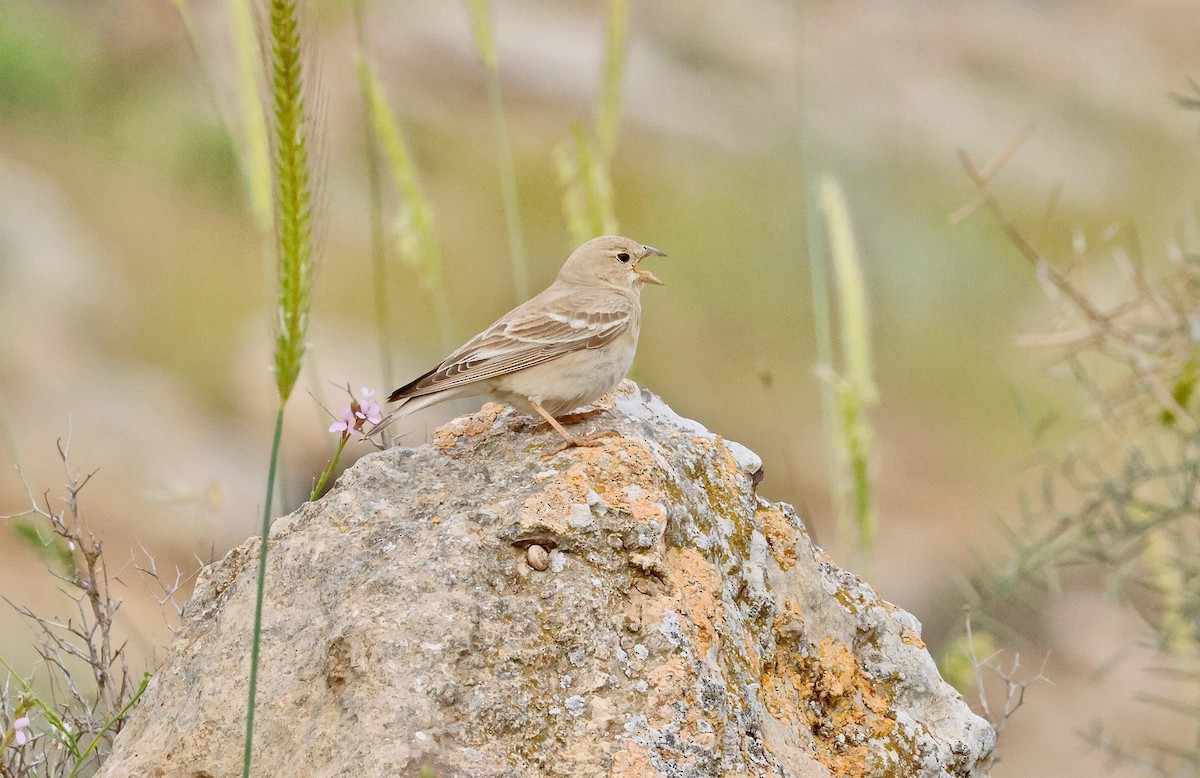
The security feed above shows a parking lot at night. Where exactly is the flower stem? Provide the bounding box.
[243,405,285,777]
[68,673,151,778]
[311,434,348,501]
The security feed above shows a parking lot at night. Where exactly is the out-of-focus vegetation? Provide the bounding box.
[2,1,1200,775]
[954,131,1200,770]
[812,175,878,563]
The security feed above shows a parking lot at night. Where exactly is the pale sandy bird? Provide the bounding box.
[382,236,666,450]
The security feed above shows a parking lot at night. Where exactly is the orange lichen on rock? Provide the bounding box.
[664,548,725,659]
[715,437,741,478]
[776,597,805,636]
[520,462,592,533]
[644,654,693,729]
[762,676,800,725]
[608,740,655,778]
[577,441,669,522]
[808,639,897,775]
[900,626,926,650]
[762,631,899,778]
[757,506,797,570]
[704,437,746,500]
[642,652,723,754]
[432,402,505,449]
[520,438,668,532]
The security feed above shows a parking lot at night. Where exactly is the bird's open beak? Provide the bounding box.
[634,244,666,285]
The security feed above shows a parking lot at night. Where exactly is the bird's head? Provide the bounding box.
[557,235,666,291]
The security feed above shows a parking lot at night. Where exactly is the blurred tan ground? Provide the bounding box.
[2,0,1200,774]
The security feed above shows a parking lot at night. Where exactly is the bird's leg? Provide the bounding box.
[530,401,614,456]
[531,406,605,433]
[530,401,593,450]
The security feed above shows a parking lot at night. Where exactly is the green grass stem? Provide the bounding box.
[792,6,877,562]
[594,0,629,159]
[354,0,394,387]
[69,673,151,778]
[360,59,455,349]
[467,0,530,300]
[243,406,284,777]
[0,659,79,758]
[791,6,846,557]
[245,0,318,773]
[555,0,628,246]
[818,176,878,556]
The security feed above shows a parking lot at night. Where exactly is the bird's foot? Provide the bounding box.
[542,428,620,458]
[531,407,606,434]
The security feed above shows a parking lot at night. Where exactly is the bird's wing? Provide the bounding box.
[389,289,634,401]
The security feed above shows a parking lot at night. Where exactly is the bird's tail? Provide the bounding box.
[364,389,462,440]
[387,365,438,403]
[364,406,404,439]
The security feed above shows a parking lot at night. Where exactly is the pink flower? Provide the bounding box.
[328,386,382,436]
[355,387,382,425]
[328,408,355,435]
[13,716,30,746]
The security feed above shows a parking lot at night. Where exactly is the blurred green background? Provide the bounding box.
[2,0,1200,774]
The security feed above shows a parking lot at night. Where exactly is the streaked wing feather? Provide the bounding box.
[392,291,632,400]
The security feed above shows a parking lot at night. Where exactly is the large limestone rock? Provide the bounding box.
[99,382,994,777]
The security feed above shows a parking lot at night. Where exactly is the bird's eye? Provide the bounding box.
[617,252,631,263]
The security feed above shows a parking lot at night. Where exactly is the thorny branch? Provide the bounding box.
[956,134,1195,432]
[1,436,196,776]
[953,127,1200,771]
[962,609,1050,742]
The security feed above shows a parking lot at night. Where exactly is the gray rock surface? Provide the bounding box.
[98,382,994,777]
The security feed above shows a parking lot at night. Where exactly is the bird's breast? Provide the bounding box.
[493,327,639,417]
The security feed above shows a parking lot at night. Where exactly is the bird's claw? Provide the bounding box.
[541,429,619,458]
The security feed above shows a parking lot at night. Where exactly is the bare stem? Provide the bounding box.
[243,406,285,777]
